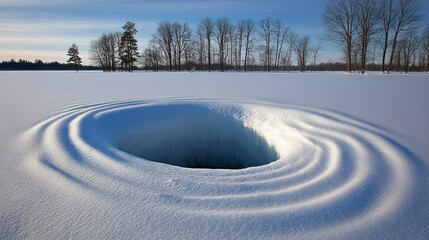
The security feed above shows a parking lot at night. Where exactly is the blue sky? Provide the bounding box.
[1,0,428,65]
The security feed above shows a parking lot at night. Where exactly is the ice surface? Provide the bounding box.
[0,71,428,239]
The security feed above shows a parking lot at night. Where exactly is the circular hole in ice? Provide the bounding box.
[116,104,279,169]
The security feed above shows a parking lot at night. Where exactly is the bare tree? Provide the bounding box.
[285,31,297,72]
[387,0,421,73]
[199,18,214,71]
[380,0,397,73]
[422,25,429,72]
[369,44,379,71]
[215,18,231,72]
[351,39,361,71]
[172,22,192,71]
[195,25,206,69]
[154,21,174,71]
[259,18,274,71]
[273,19,289,71]
[184,39,196,71]
[355,0,381,74]
[311,42,321,71]
[248,54,257,71]
[142,41,161,71]
[323,0,357,73]
[294,36,311,73]
[243,19,256,71]
[400,31,420,73]
[392,41,402,71]
[89,40,104,69]
[236,20,245,71]
[228,23,236,69]
[89,32,121,72]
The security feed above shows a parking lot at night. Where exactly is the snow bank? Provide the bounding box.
[0,72,428,239]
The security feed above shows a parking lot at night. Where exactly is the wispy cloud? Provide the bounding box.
[0,12,118,33]
[0,9,154,64]
[122,0,238,12]
[0,0,85,7]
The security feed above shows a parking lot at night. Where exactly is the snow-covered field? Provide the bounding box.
[0,71,428,239]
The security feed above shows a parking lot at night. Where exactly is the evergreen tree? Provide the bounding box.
[119,21,139,72]
[66,43,82,73]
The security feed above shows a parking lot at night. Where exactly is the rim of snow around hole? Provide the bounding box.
[108,102,280,170]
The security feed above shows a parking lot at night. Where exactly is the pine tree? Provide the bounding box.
[66,43,82,73]
[119,22,139,72]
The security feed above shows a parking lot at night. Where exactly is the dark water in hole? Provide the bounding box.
[118,109,278,169]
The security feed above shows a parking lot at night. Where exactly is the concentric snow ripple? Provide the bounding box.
[21,98,417,236]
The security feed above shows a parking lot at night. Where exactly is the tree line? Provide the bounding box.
[323,0,428,73]
[1,58,410,72]
[90,18,322,73]
[0,59,98,71]
[4,0,427,73]
[90,5,428,74]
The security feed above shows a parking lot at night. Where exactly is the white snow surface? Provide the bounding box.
[0,71,428,239]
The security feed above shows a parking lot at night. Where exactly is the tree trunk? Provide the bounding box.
[347,42,352,73]
[207,36,211,72]
[381,31,389,73]
[361,36,366,74]
[387,31,399,74]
